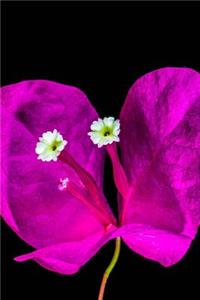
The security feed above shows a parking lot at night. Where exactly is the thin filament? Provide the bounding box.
[60,150,101,203]
[66,180,113,226]
[59,150,116,225]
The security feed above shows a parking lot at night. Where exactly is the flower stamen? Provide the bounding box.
[58,177,69,191]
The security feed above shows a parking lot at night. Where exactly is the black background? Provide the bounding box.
[1,2,200,300]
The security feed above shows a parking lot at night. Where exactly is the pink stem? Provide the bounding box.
[106,143,129,199]
[60,151,100,201]
[106,143,130,223]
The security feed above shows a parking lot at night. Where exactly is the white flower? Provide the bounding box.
[35,129,67,162]
[88,117,120,148]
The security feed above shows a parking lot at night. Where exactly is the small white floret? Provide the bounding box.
[35,129,67,162]
[88,117,120,148]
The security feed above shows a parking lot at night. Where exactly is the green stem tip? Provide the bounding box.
[98,237,121,300]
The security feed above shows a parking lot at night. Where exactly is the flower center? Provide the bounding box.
[51,140,63,151]
[104,130,111,137]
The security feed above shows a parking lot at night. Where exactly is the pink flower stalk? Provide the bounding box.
[1,68,200,299]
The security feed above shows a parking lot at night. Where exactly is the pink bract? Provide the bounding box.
[1,80,117,274]
[119,67,200,266]
[1,68,200,274]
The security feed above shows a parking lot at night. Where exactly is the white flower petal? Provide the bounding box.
[103,117,115,127]
[52,129,58,137]
[113,128,120,136]
[35,142,46,154]
[113,119,120,131]
[113,136,120,142]
[42,131,55,144]
[90,119,104,131]
[89,132,102,144]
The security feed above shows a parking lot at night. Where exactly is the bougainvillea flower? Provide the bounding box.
[1,68,200,281]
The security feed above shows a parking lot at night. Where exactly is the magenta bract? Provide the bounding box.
[1,68,200,274]
[1,81,117,274]
[119,68,200,266]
